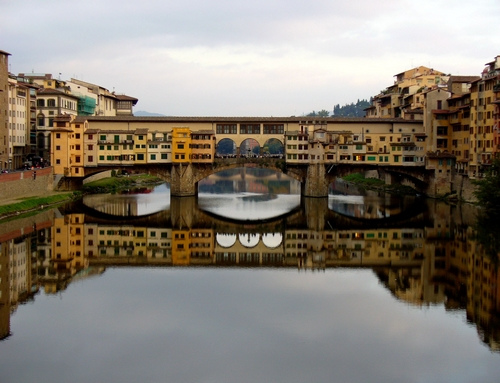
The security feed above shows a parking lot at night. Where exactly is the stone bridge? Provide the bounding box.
[58,156,438,197]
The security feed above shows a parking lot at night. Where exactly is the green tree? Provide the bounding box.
[473,158,500,262]
[473,159,500,215]
[306,109,331,117]
[332,99,370,117]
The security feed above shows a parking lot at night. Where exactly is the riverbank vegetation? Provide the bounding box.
[82,173,163,194]
[0,193,75,219]
[341,173,418,195]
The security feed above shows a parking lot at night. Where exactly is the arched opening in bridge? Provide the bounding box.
[216,138,237,157]
[262,138,284,157]
[240,138,260,158]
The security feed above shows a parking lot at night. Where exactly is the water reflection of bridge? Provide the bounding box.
[3,200,500,352]
[66,195,432,272]
[79,193,428,231]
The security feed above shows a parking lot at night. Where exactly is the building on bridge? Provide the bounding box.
[50,114,456,197]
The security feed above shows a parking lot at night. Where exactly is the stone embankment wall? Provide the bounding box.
[452,174,477,203]
[0,167,53,200]
[83,170,112,184]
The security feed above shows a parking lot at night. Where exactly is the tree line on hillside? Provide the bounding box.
[305,99,371,118]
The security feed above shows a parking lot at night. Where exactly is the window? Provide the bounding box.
[263,124,284,134]
[137,154,144,160]
[216,124,237,134]
[240,124,260,134]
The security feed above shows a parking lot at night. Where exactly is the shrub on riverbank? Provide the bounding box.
[82,173,163,194]
[341,173,417,195]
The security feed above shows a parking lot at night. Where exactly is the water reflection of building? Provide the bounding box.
[0,241,10,340]
[1,205,500,352]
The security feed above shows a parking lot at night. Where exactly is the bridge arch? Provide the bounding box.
[192,159,305,187]
[262,138,284,156]
[216,138,237,157]
[240,138,260,157]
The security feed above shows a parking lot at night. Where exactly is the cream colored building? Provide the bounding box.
[7,76,31,169]
[367,66,447,119]
[0,50,10,171]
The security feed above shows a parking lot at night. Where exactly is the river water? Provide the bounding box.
[1,169,499,383]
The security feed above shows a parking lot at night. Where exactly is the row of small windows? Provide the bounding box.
[37,98,77,110]
[216,124,284,134]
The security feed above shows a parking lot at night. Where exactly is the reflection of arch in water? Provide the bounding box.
[215,232,283,249]
[262,233,283,248]
[238,233,260,248]
[216,233,237,248]
[82,187,170,218]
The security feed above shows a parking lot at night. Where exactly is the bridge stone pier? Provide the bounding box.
[170,163,196,196]
[303,163,329,197]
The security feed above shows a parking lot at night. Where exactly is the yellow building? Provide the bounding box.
[469,55,500,178]
[367,66,447,119]
[51,114,86,177]
[191,130,216,163]
[171,127,192,163]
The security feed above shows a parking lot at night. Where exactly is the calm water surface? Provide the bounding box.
[1,170,499,383]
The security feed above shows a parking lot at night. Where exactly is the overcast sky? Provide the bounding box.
[1,0,499,116]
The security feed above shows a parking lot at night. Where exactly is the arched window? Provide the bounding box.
[47,99,56,107]
[37,99,45,107]
[37,113,45,127]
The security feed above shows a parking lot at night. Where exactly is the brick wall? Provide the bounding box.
[0,167,54,200]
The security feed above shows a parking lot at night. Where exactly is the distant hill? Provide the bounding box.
[134,110,165,116]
